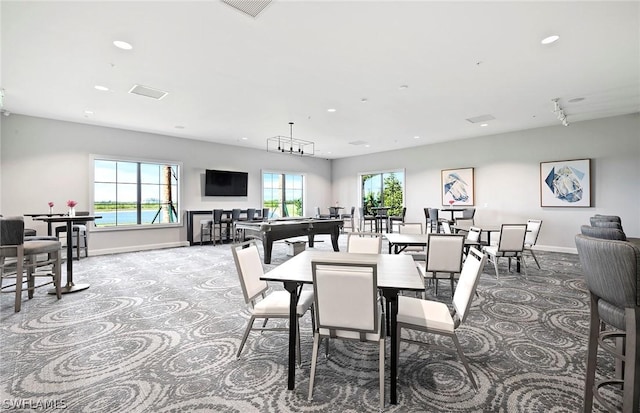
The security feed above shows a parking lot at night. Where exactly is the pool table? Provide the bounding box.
[235,218,344,264]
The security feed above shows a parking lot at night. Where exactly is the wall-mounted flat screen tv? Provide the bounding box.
[205,169,248,196]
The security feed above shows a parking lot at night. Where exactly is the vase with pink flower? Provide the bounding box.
[448,199,455,208]
[67,200,78,217]
[48,201,54,215]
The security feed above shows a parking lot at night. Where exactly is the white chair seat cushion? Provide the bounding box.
[483,245,497,256]
[252,290,314,316]
[397,296,454,333]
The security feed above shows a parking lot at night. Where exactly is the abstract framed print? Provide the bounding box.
[441,167,474,206]
[540,159,591,207]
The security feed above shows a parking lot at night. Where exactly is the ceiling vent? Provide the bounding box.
[221,0,272,18]
[349,140,369,146]
[128,84,168,100]
[465,114,495,124]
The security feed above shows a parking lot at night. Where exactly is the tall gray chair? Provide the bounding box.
[358,207,375,232]
[389,207,407,233]
[0,216,62,312]
[575,234,639,413]
[426,208,440,233]
[341,206,355,232]
[55,211,89,259]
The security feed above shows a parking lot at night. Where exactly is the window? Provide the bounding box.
[263,172,304,218]
[360,170,404,216]
[93,157,180,228]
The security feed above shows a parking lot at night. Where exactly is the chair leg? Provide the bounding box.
[14,248,24,312]
[379,337,385,410]
[308,332,321,401]
[27,256,36,299]
[492,256,500,280]
[529,250,541,269]
[583,293,599,413]
[296,318,302,366]
[76,230,81,260]
[452,333,478,391]
[236,316,256,358]
[54,249,62,299]
[623,307,639,413]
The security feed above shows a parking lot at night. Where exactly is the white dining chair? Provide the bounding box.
[418,233,465,296]
[347,232,382,254]
[308,260,385,409]
[397,247,487,391]
[483,224,527,280]
[231,241,315,364]
[524,219,543,269]
[398,222,425,260]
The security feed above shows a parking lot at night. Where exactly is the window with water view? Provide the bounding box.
[93,158,180,227]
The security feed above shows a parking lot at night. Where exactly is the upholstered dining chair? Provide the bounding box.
[580,225,627,241]
[315,206,330,219]
[483,224,527,280]
[340,206,355,232]
[426,208,440,233]
[388,207,407,233]
[347,232,382,254]
[397,247,487,391]
[54,211,89,259]
[308,260,385,409]
[0,216,62,312]
[358,207,375,232]
[199,219,212,245]
[463,226,482,257]
[524,219,543,269]
[591,220,624,231]
[575,234,639,413]
[231,241,315,364]
[398,222,425,260]
[441,221,453,234]
[418,233,465,296]
[590,214,622,225]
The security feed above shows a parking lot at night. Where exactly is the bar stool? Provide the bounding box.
[212,209,225,245]
[199,219,212,245]
[575,234,639,413]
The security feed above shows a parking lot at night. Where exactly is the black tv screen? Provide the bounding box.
[205,170,248,196]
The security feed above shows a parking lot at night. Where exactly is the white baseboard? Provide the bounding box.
[90,241,190,256]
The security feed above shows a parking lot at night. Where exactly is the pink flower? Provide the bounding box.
[67,200,78,208]
[449,199,455,206]
[48,201,54,208]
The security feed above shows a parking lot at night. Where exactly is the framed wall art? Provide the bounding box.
[441,167,474,206]
[540,158,591,207]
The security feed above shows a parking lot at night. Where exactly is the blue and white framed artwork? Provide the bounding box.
[540,158,591,207]
[441,167,474,206]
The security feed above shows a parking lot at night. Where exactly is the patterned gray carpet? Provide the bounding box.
[0,235,618,412]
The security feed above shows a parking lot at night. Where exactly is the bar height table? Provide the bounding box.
[24,213,67,236]
[33,215,100,294]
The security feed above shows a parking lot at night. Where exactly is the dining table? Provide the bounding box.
[33,215,101,294]
[261,250,424,405]
[24,213,67,236]
[439,206,467,222]
[385,232,483,254]
[370,206,391,233]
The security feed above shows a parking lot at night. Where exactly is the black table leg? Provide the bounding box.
[330,229,340,251]
[308,234,315,248]
[382,288,400,405]
[49,219,89,294]
[284,281,301,390]
[263,234,273,264]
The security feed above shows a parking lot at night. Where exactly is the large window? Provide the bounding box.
[360,170,405,215]
[93,157,180,228]
[263,172,304,218]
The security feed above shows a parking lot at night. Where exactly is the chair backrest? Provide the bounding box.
[311,261,378,334]
[591,220,623,230]
[428,208,439,221]
[455,218,474,230]
[497,224,527,253]
[262,208,270,220]
[461,208,476,219]
[347,232,382,254]
[426,233,464,273]
[580,224,627,241]
[329,206,339,217]
[246,208,256,220]
[76,211,90,217]
[575,234,639,308]
[398,207,407,218]
[591,215,622,224]
[0,216,25,247]
[231,208,241,221]
[452,247,487,324]
[441,221,452,234]
[377,208,388,217]
[349,206,355,216]
[466,226,482,242]
[213,209,224,223]
[399,222,423,235]
[525,219,542,246]
[315,207,322,218]
[231,241,269,305]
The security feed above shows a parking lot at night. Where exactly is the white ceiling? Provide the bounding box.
[2,1,638,159]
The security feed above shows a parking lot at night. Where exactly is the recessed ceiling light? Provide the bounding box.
[413,136,420,139]
[241,137,248,140]
[365,144,371,148]
[568,97,585,103]
[175,125,185,129]
[541,35,559,45]
[480,123,488,127]
[113,40,133,50]
[327,108,336,113]
[399,85,409,90]
[360,98,368,103]
[84,110,94,116]
[94,85,109,91]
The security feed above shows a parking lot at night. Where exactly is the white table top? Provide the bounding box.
[262,250,424,291]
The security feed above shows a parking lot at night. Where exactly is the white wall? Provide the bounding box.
[1,115,332,254]
[332,113,640,252]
